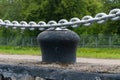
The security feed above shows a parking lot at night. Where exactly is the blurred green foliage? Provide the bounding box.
[0,0,120,38]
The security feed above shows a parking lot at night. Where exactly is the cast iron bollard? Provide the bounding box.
[37,29,80,64]
[0,10,119,63]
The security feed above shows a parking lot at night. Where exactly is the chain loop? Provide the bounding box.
[82,16,93,26]
[20,21,28,30]
[12,21,19,29]
[47,21,57,30]
[38,21,46,31]
[58,19,68,28]
[109,9,120,20]
[95,13,107,24]
[70,18,80,28]
[4,20,11,28]
[29,21,36,30]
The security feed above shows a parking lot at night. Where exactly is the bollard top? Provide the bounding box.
[37,29,80,43]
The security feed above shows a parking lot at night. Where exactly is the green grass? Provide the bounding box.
[0,46,40,55]
[0,46,120,59]
[77,48,120,59]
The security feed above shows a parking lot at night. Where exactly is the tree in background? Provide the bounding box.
[21,0,103,21]
[0,0,23,39]
[20,0,103,36]
[0,0,120,37]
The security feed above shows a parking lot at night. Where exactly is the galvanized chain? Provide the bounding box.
[0,8,120,30]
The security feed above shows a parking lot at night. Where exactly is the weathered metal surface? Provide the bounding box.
[37,30,80,63]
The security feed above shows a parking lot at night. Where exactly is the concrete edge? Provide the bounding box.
[0,64,120,80]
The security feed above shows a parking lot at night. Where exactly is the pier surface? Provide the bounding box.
[0,54,120,73]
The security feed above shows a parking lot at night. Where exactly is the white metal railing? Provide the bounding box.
[0,8,120,30]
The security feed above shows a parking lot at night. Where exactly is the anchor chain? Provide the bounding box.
[0,8,120,30]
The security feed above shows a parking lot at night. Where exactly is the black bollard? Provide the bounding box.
[37,29,80,64]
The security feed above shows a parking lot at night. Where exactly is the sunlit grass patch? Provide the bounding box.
[0,46,120,59]
[0,46,40,55]
[77,48,120,59]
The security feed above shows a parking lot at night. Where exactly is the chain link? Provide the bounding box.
[0,8,120,30]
